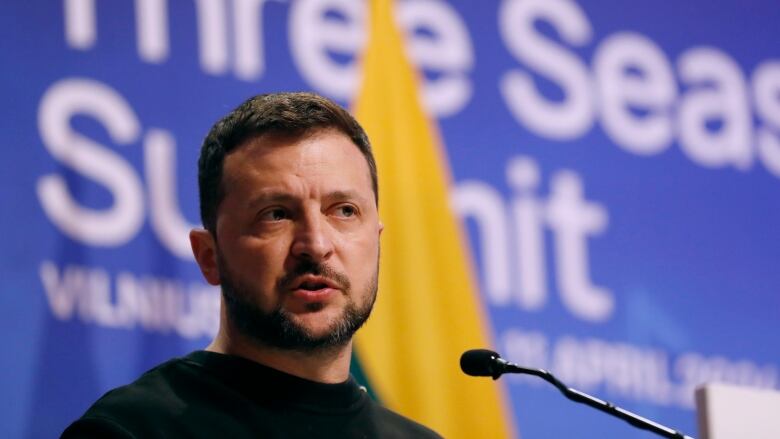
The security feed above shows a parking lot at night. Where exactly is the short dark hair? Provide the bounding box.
[197,92,377,233]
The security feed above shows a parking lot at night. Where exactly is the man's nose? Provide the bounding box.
[290,211,335,262]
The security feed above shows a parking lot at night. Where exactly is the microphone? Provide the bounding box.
[459,349,510,379]
[459,349,695,439]
[460,349,542,380]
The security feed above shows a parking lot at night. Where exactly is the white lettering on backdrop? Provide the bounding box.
[40,260,220,339]
[38,0,780,339]
[453,156,612,322]
[37,78,198,258]
[502,328,779,409]
[498,0,780,177]
[60,0,780,175]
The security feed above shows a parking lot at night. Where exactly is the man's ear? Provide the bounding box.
[190,228,221,286]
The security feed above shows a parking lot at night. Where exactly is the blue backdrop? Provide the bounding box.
[1,1,778,438]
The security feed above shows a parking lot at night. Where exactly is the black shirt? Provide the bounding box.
[62,351,441,439]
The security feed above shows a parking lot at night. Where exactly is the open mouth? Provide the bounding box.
[289,276,338,303]
[298,281,330,291]
[290,275,339,293]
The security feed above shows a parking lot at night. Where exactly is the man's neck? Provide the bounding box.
[206,329,353,384]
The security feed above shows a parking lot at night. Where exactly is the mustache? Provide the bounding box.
[277,260,351,292]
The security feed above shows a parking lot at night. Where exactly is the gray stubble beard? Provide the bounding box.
[219,258,378,353]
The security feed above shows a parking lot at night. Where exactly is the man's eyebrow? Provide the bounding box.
[246,190,369,208]
[325,190,369,204]
[247,192,297,209]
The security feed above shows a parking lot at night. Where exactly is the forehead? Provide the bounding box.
[221,129,373,199]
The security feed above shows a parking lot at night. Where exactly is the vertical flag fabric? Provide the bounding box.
[351,1,516,438]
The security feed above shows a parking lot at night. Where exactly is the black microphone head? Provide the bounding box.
[460,349,504,378]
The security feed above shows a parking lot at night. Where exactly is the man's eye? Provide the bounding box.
[259,208,288,222]
[334,205,357,218]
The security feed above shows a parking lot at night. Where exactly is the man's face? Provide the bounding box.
[213,129,382,351]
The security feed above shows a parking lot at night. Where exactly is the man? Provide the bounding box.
[62,92,441,438]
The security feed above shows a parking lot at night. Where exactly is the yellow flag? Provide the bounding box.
[352,1,516,438]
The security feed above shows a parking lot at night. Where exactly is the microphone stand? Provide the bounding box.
[504,363,695,439]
